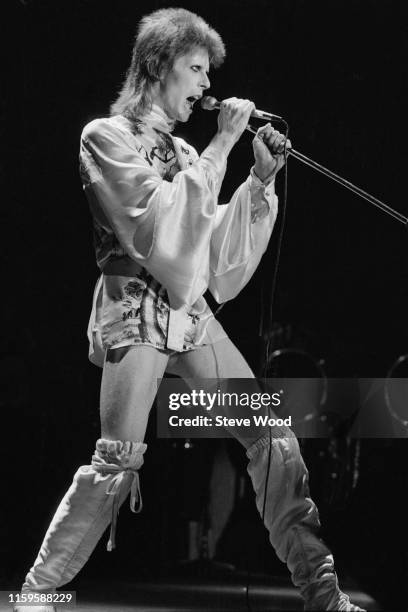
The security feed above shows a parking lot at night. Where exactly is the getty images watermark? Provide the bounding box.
[168,387,282,411]
[156,378,408,439]
[157,378,297,438]
[167,387,290,431]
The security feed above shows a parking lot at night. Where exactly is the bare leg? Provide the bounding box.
[168,336,253,379]
[17,345,169,609]
[167,337,270,446]
[101,345,169,441]
[168,338,362,611]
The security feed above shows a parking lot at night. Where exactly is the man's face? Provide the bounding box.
[155,47,211,122]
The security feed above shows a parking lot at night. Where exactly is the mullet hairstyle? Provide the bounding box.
[110,8,226,121]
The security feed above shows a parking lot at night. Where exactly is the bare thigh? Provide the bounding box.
[168,336,255,379]
[100,345,169,442]
[167,337,269,448]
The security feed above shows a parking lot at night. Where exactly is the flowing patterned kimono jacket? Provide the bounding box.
[79,105,278,367]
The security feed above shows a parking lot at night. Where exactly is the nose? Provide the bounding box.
[200,72,210,90]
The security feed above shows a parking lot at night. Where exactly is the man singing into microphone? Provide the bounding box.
[16,8,364,612]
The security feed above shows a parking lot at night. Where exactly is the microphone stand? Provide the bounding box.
[246,125,407,226]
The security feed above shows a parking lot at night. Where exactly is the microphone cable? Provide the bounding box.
[254,121,290,612]
[255,128,290,606]
[245,118,291,611]
[208,111,291,610]
[261,118,290,378]
[261,118,290,528]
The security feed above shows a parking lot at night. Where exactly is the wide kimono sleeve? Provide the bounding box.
[80,118,227,309]
[209,169,278,303]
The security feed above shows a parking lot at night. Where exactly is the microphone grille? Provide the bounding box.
[201,96,218,111]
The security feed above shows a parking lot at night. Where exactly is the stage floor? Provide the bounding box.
[2,575,378,612]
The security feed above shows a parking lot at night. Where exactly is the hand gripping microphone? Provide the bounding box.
[201,96,283,121]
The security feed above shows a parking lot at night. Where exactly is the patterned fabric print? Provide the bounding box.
[181,144,194,167]
[102,269,167,349]
[123,269,169,346]
[92,215,126,266]
[135,142,153,167]
[83,113,206,352]
[102,268,201,351]
[250,199,270,224]
[250,188,270,224]
[150,130,180,181]
[183,314,201,349]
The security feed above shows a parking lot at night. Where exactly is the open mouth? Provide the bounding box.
[186,95,201,109]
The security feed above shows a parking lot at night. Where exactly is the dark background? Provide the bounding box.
[3,0,408,609]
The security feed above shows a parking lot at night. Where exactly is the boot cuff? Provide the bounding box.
[93,439,147,470]
[246,428,295,459]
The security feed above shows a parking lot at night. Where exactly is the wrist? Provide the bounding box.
[213,131,236,156]
[253,164,276,184]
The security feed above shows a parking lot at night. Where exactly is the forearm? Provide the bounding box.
[198,130,236,189]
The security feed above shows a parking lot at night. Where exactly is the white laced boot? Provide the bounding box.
[14,439,146,612]
[246,429,366,611]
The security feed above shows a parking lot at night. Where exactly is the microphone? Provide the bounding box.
[201,96,283,121]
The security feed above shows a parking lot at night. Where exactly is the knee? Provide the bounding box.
[247,425,298,455]
[274,429,303,465]
[246,427,307,479]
